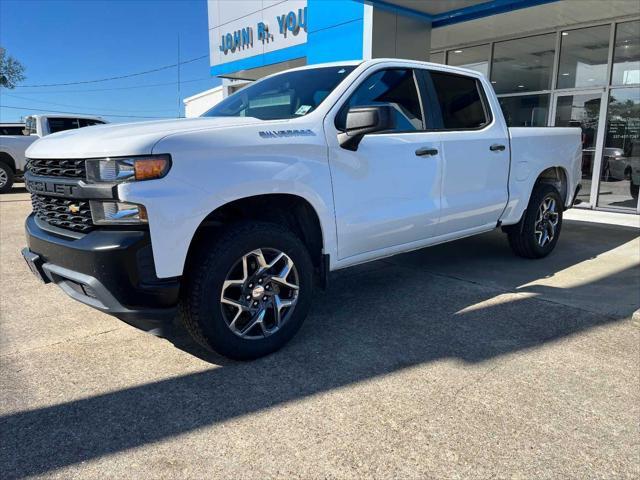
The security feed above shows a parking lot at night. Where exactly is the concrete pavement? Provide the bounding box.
[1,186,639,479]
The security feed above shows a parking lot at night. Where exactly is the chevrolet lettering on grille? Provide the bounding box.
[26,179,78,197]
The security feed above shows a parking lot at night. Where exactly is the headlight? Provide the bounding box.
[85,155,171,183]
[90,201,148,225]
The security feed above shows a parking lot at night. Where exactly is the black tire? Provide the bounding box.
[630,181,639,200]
[180,221,314,360]
[506,183,563,259]
[0,162,14,194]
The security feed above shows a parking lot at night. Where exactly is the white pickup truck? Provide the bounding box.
[22,59,582,359]
[0,114,106,192]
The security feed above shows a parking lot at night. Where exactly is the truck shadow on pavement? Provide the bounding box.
[1,221,639,478]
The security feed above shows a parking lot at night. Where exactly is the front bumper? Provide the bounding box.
[24,214,180,333]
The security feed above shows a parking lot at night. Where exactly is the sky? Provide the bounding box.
[0,0,220,123]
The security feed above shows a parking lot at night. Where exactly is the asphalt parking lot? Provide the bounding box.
[1,186,639,479]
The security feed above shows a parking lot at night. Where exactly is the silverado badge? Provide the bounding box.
[68,204,80,214]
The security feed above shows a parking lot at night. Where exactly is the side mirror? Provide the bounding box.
[337,105,395,151]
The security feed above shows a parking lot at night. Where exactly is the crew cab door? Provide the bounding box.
[325,67,442,260]
[420,69,510,235]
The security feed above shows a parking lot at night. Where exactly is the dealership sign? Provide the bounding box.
[219,7,308,55]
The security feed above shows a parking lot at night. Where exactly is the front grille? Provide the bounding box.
[31,194,94,233]
[27,158,86,178]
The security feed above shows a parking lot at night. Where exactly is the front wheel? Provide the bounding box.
[630,180,639,200]
[180,221,314,360]
[505,183,563,259]
[0,162,14,194]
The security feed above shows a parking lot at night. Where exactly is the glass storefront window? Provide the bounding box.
[557,25,610,89]
[598,88,640,210]
[554,93,603,206]
[491,34,556,94]
[446,44,490,76]
[430,51,445,64]
[612,21,640,86]
[498,94,550,126]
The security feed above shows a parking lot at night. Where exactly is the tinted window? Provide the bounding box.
[79,119,105,127]
[337,69,423,131]
[0,126,25,135]
[557,25,610,89]
[491,33,556,94]
[446,44,490,76]
[499,94,549,127]
[429,72,489,129]
[203,65,356,120]
[612,20,640,86]
[429,51,445,64]
[47,117,80,133]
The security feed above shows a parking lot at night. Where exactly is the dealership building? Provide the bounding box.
[203,0,640,214]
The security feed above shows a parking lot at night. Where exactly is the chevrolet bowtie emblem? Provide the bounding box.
[68,204,80,214]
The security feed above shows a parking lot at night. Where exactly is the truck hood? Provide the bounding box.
[25,117,264,159]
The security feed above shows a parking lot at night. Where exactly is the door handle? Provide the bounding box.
[415,147,438,157]
[490,144,506,152]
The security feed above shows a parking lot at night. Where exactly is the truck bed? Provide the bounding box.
[502,126,582,224]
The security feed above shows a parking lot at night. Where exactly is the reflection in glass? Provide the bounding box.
[598,88,640,210]
[446,44,490,76]
[612,21,640,86]
[499,94,550,126]
[430,51,445,65]
[554,94,602,206]
[491,34,556,94]
[557,25,610,89]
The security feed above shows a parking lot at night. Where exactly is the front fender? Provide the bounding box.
[118,130,335,279]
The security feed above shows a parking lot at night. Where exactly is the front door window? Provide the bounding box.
[328,68,441,259]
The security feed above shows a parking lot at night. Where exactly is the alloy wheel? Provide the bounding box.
[534,195,559,247]
[0,169,7,189]
[219,248,299,339]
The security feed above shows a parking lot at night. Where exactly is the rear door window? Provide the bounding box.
[426,71,490,129]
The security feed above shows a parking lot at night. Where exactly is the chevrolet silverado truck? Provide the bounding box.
[0,114,106,193]
[22,59,582,359]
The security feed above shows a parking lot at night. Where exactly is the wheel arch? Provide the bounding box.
[502,164,571,228]
[0,152,16,172]
[184,193,326,280]
[534,166,569,205]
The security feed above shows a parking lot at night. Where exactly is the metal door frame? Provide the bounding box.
[550,88,608,209]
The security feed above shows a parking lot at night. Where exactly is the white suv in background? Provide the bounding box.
[0,114,106,193]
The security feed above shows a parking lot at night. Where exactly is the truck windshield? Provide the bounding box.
[202,65,357,120]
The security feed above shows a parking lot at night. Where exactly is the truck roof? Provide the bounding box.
[279,58,487,80]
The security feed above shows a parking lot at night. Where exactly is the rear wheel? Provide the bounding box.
[0,162,14,194]
[181,221,314,360]
[506,183,563,259]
